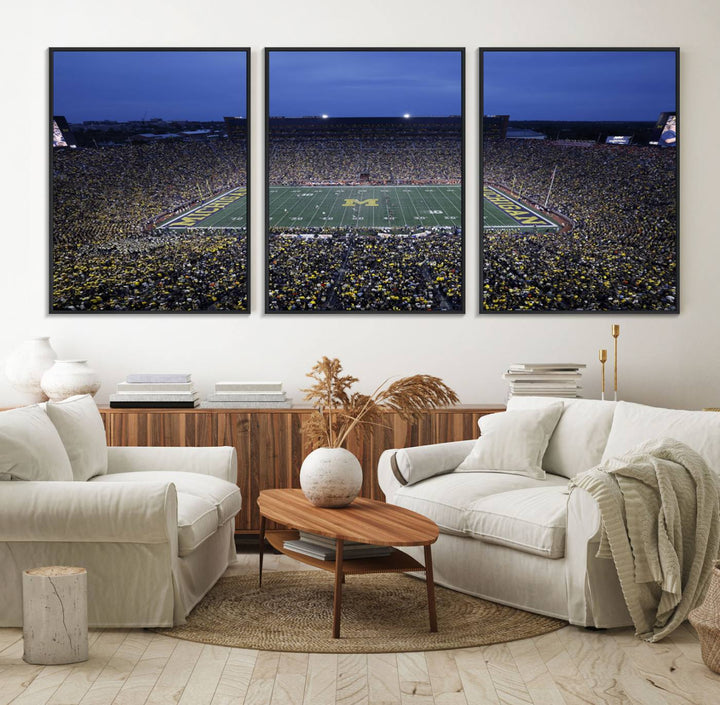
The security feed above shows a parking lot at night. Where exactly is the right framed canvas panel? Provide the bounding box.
[480,48,679,313]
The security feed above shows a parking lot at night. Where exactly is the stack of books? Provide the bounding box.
[502,363,586,399]
[200,381,292,408]
[283,531,393,561]
[109,373,199,408]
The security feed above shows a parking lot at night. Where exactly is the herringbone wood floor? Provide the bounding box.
[1,553,718,705]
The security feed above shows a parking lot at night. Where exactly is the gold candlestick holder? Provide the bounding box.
[611,324,620,401]
[599,349,607,401]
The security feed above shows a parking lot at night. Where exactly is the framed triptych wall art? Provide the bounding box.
[480,48,679,313]
[265,48,465,313]
[50,48,250,313]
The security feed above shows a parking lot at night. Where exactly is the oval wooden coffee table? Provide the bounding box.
[257,488,439,639]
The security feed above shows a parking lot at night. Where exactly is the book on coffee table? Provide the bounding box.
[298,531,365,548]
[282,538,393,561]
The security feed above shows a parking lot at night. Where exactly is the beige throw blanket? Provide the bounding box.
[570,438,720,641]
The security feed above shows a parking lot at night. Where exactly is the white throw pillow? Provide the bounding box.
[45,395,108,481]
[508,396,616,478]
[456,404,564,479]
[0,405,73,481]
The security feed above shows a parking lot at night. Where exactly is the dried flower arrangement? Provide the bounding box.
[302,356,459,449]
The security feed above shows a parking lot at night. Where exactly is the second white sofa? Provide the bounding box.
[378,397,720,628]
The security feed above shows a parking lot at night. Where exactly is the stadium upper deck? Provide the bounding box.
[267,117,461,186]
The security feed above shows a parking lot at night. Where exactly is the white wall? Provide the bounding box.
[1,0,718,409]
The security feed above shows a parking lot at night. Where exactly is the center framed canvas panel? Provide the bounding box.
[50,48,250,313]
[480,48,679,313]
[265,48,465,313]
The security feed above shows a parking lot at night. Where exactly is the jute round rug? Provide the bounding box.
[155,571,566,653]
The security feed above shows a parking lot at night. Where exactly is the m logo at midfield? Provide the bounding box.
[342,198,379,207]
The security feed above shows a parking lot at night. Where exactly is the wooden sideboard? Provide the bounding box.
[99,405,504,533]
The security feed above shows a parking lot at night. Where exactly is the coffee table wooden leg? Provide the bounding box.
[258,515,266,588]
[424,544,438,633]
[332,539,344,638]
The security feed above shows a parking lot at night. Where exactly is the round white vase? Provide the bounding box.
[4,337,58,402]
[299,447,363,508]
[40,360,101,402]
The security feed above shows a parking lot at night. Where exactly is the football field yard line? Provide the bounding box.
[422,188,445,227]
[417,187,449,227]
[434,188,461,226]
[396,189,410,228]
[316,188,336,227]
[295,190,320,223]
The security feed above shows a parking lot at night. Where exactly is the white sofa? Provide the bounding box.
[378,397,720,628]
[0,395,241,628]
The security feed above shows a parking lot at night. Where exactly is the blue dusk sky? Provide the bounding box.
[52,50,247,122]
[268,50,462,118]
[483,50,677,122]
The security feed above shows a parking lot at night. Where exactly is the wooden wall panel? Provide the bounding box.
[99,405,503,533]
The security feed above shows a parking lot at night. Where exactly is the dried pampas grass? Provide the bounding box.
[302,356,458,449]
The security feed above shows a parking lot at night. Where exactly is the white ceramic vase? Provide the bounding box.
[299,447,363,508]
[4,337,58,402]
[40,360,101,402]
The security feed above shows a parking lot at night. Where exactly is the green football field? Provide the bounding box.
[159,183,558,232]
[269,185,461,229]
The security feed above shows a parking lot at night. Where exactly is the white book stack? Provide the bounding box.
[200,381,292,408]
[502,363,586,400]
[109,373,199,408]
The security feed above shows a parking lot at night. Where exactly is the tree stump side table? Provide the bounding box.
[22,566,89,665]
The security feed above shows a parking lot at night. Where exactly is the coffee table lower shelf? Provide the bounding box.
[260,529,437,638]
[265,530,425,574]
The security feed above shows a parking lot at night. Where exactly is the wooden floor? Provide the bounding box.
[1,553,719,705]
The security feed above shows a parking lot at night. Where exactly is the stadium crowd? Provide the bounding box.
[482,139,677,311]
[269,134,460,186]
[53,228,247,312]
[52,139,247,311]
[268,230,462,311]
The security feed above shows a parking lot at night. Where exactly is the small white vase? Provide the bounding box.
[40,360,101,402]
[4,337,58,402]
[300,447,363,508]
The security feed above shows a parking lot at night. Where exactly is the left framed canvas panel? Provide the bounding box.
[265,47,465,313]
[50,48,250,313]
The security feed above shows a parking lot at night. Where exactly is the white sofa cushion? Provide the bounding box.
[392,440,476,485]
[92,470,241,525]
[466,486,570,559]
[393,471,568,536]
[456,404,563,479]
[0,406,73,481]
[601,402,720,476]
[176,492,220,556]
[508,396,616,478]
[45,394,108,481]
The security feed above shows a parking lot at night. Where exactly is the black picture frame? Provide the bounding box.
[265,47,465,314]
[480,48,679,314]
[49,47,251,314]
